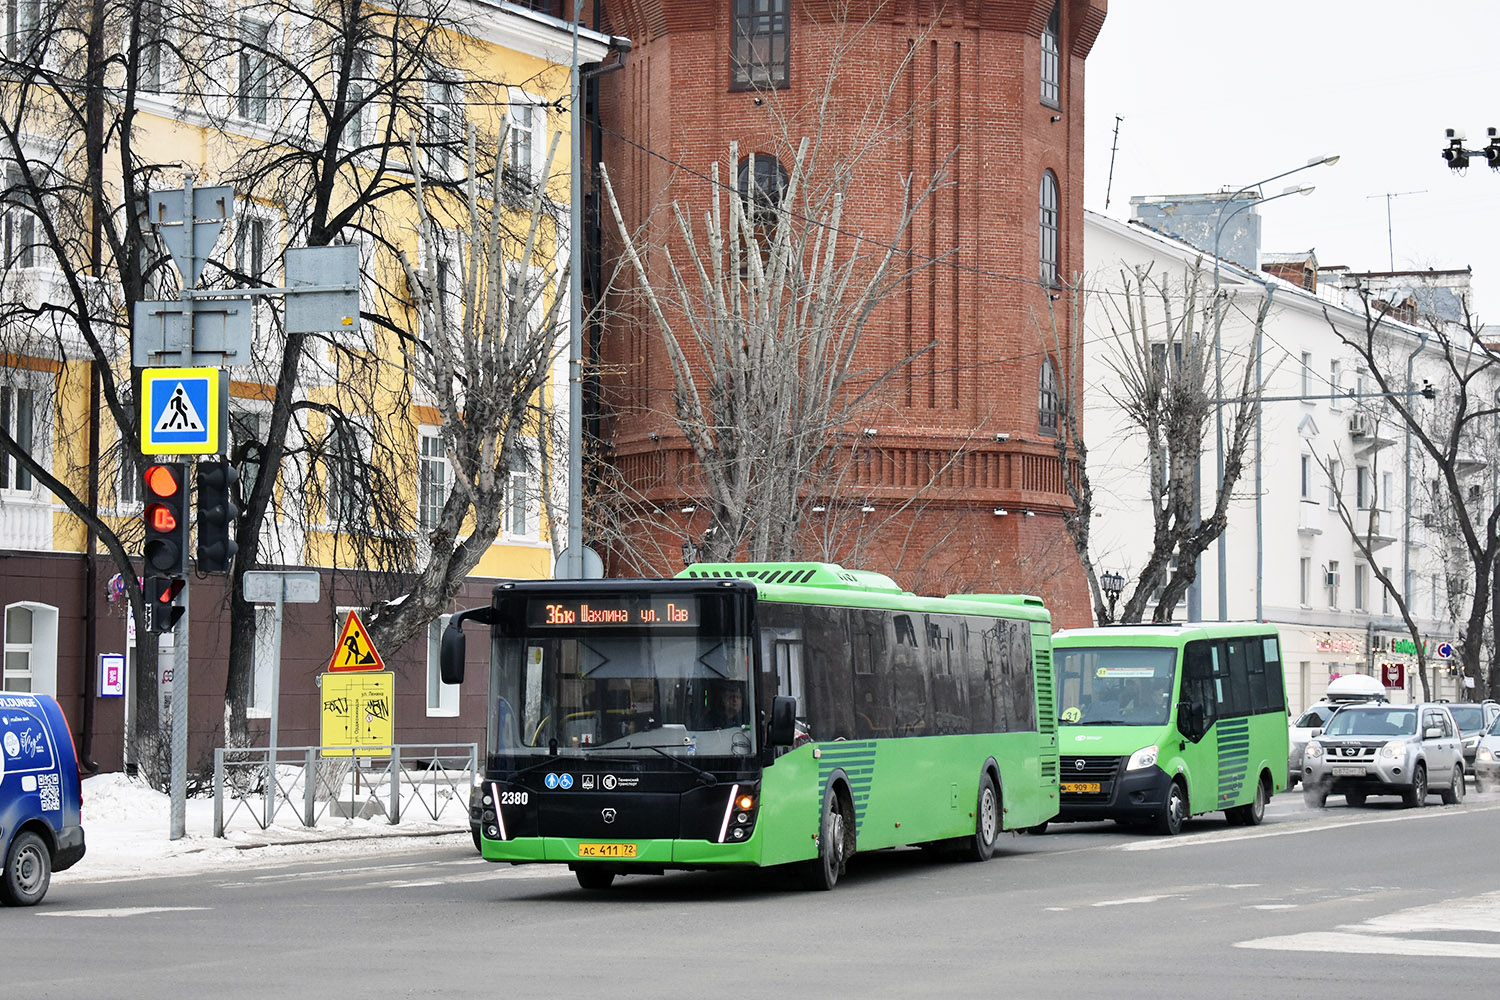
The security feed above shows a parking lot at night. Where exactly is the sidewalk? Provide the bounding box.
[52,773,471,885]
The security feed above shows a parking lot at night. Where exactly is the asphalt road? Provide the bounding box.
[6,791,1498,999]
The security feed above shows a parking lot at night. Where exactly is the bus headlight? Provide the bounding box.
[1126,745,1159,771]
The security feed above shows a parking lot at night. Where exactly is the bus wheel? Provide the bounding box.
[574,867,616,890]
[1,831,51,907]
[1227,776,1268,826]
[965,774,1001,862]
[801,788,851,891]
[1154,781,1186,836]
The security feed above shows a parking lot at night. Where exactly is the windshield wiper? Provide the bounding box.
[581,741,718,786]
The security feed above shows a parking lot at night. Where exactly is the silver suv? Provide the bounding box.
[1302,702,1465,808]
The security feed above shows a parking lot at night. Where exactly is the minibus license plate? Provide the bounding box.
[1060,781,1100,794]
[1330,766,1366,777]
[578,842,637,858]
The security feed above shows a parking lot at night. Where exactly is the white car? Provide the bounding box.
[1473,716,1500,792]
[1303,702,1466,808]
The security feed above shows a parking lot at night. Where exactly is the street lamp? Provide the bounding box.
[1195,154,1337,623]
[1100,570,1125,624]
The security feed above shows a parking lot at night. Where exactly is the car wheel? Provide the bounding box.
[1,831,51,907]
[1344,792,1367,807]
[1154,780,1187,836]
[1441,766,1466,806]
[1303,785,1327,809]
[1403,763,1428,808]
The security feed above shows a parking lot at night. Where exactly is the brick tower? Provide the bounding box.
[592,1,1106,625]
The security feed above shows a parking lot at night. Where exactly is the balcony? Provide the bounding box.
[1348,412,1396,453]
[1357,509,1398,550]
[1297,500,1322,536]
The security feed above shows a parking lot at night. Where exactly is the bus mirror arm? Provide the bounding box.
[440,605,495,685]
[769,696,798,747]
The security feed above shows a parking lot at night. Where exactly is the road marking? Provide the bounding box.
[1238,890,1500,957]
[41,906,209,918]
[1091,894,1182,907]
[1119,800,1500,852]
[1249,904,1298,910]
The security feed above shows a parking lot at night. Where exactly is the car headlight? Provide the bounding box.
[1305,743,1323,759]
[1126,745,1159,771]
[1380,740,1406,759]
[1479,747,1495,763]
[1464,736,1479,748]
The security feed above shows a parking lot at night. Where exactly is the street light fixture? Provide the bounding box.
[1100,570,1125,624]
[1197,154,1338,623]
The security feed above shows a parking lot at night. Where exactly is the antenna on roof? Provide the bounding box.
[1104,116,1123,210]
[1364,190,1427,271]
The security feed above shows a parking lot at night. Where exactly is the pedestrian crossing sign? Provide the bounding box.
[329,610,387,673]
[140,367,226,455]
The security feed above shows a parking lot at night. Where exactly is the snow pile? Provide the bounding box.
[53,773,470,884]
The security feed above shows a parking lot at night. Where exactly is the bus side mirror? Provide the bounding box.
[1177,701,1205,742]
[769,696,798,747]
[440,620,466,685]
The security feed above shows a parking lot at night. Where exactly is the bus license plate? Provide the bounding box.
[1331,766,1366,777]
[1060,781,1100,794]
[578,843,637,858]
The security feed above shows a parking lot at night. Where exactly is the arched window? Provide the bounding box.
[1039,170,1060,286]
[1038,358,1059,435]
[1041,2,1061,108]
[736,154,789,236]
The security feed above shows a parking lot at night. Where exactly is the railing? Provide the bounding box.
[212,743,477,838]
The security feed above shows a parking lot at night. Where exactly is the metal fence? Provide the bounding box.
[212,743,477,837]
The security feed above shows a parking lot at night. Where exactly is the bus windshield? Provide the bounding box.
[1056,646,1178,726]
[494,631,757,759]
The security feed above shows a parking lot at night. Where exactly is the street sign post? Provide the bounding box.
[329,611,387,673]
[140,367,227,455]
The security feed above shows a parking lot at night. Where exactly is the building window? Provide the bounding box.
[5,0,39,60]
[1039,170,1059,285]
[418,432,447,531]
[1299,455,1311,500]
[425,76,463,175]
[1329,360,1342,410]
[138,1,167,93]
[234,214,267,284]
[426,614,458,716]
[1300,351,1313,397]
[1354,564,1367,611]
[325,422,365,526]
[731,0,789,90]
[736,154,788,237]
[1382,566,1392,614]
[1299,557,1311,606]
[1040,2,1061,108]
[3,602,55,695]
[507,452,532,537]
[3,163,37,269]
[237,18,271,123]
[340,49,372,150]
[1355,465,1371,510]
[1326,459,1340,510]
[1038,358,1059,435]
[0,383,34,492]
[1326,560,1340,608]
[504,93,545,198]
[230,409,264,510]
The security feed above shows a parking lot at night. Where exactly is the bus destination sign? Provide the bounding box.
[526,597,701,628]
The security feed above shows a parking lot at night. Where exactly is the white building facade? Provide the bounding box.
[1083,209,1486,712]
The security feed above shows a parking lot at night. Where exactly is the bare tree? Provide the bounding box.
[1054,261,1266,623]
[1328,288,1500,699]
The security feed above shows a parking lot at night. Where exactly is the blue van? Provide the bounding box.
[1,693,85,905]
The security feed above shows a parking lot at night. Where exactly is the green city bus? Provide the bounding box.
[1051,623,1289,835]
[440,562,1059,890]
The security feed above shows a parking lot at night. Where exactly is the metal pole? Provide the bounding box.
[563,1,584,579]
[169,171,197,842]
[263,590,284,829]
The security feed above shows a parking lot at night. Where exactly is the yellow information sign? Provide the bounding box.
[329,610,386,672]
[320,671,394,757]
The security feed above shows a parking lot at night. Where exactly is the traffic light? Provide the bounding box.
[195,460,240,574]
[142,462,189,576]
[145,575,185,634]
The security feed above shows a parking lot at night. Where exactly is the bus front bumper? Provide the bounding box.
[1056,764,1173,822]
[481,835,766,869]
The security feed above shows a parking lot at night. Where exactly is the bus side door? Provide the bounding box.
[1177,639,1221,815]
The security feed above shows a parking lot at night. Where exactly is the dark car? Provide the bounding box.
[1446,701,1500,769]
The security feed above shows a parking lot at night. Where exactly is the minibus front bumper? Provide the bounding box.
[1056,755,1172,822]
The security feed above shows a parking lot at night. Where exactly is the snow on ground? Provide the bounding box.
[52,773,472,885]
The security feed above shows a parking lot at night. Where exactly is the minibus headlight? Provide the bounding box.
[1125,745,1159,771]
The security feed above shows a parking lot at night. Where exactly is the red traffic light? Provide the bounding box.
[145,464,183,498]
[147,503,179,532]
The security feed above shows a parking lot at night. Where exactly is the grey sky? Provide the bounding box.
[1084,2,1500,316]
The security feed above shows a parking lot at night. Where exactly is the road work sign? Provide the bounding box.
[329,610,387,673]
[140,367,227,454]
[320,671,393,757]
